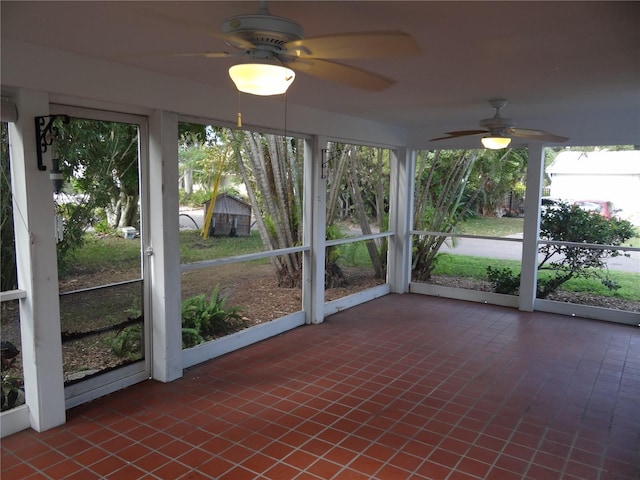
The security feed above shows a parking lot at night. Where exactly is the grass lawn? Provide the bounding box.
[179,229,264,263]
[456,216,523,236]
[337,231,638,301]
[64,235,142,277]
[61,230,266,279]
[432,253,639,302]
[627,226,640,247]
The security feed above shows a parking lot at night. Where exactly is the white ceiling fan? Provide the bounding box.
[431,99,569,149]
[159,0,420,94]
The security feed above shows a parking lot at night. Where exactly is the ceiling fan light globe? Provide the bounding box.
[481,136,511,150]
[229,63,295,96]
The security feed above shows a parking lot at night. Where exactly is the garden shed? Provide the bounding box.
[203,193,252,237]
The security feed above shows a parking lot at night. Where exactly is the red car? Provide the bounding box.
[573,200,620,220]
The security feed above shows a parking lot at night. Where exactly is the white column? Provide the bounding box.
[519,144,545,312]
[388,147,413,293]
[307,136,327,324]
[9,89,66,431]
[301,138,312,323]
[147,110,182,382]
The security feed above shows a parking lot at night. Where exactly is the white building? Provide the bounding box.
[547,150,640,224]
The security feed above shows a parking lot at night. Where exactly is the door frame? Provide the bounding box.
[50,105,152,408]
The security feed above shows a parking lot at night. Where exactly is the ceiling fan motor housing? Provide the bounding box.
[480,116,515,132]
[222,14,305,52]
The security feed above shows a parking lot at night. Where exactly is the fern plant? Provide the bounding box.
[108,325,143,360]
[1,341,22,410]
[181,286,246,348]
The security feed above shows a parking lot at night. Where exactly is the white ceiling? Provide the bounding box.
[2,1,639,148]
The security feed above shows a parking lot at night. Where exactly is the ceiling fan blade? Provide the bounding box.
[214,32,257,51]
[283,31,420,59]
[170,51,238,59]
[445,130,489,137]
[430,130,488,141]
[508,128,569,143]
[143,9,256,50]
[110,50,241,61]
[288,58,395,91]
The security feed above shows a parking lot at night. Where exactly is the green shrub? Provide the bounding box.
[1,347,23,411]
[536,203,635,298]
[487,266,520,294]
[325,224,346,287]
[486,203,636,298]
[179,189,214,207]
[92,218,113,235]
[181,286,246,348]
[181,328,204,348]
[325,224,344,263]
[108,325,143,359]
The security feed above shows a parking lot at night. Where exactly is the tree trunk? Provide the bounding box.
[326,146,350,225]
[232,131,303,288]
[411,150,486,281]
[348,156,382,278]
[374,148,387,278]
[184,169,193,195]
[107,194,122,229]
[119,193,139,228]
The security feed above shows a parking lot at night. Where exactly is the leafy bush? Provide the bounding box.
[1,368,22,411]
[181,286,246,348]
[181,328,203,348]
[487,266,521,294]
[108,325,143,359]
[1,341,23,411]
[55,201,92,274]
[179,189,212,207]
[325,224,346,288]
[487,202,635,297]
[1,123,17,291]
[92,209,114,234]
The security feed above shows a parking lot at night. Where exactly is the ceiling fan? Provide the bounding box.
[431,99,569,149]
[163,0,420,94]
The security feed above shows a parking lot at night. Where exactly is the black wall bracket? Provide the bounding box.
[321,148,343,180]
[35,114,70,171]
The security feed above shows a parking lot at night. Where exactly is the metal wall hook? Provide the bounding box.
[321,148,343,179]
[34,114,70,171]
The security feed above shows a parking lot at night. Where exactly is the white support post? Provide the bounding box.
[519,144,545,312]
[9,89,66,431]
[387,147,413,293]
[301,138,312,323]
[307,136,327,324]
[147,110,182,382]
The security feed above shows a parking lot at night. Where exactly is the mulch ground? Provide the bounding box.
[1,266,637,398]
[0,262,382,388]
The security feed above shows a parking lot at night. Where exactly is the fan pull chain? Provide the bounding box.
[283,91,288,140]
[237,91,242,128]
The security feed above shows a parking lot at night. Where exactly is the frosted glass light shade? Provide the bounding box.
[481,136,511,150]
[229,64,295,96]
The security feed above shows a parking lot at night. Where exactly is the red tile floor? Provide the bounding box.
[2,294,639,479]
